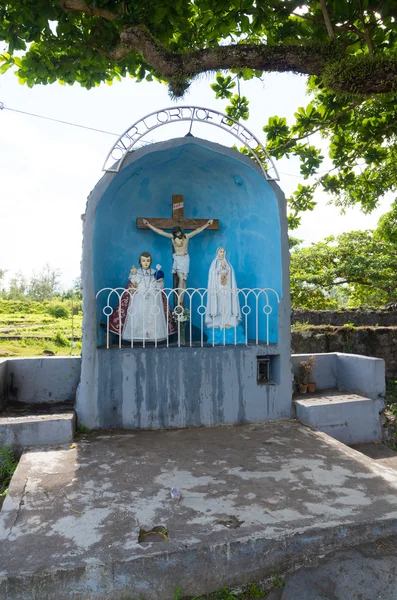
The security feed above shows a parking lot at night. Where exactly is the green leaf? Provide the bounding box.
[240,14,250,33]
[0,62,11,74]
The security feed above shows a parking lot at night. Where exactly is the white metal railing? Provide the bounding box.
[96,287,280,349]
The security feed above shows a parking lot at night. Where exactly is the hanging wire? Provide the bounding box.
[0,101,314,178]
[278,171,305,178]
[0,101,120,136]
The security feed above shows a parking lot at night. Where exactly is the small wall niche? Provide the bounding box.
[257,355,279,385]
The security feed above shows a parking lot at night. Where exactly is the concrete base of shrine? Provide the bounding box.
[2,421,397,599]
[76,344,293,429]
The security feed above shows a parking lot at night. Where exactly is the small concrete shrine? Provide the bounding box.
[76,107,292,429]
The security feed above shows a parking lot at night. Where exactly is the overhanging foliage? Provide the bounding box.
[1,1,396,220]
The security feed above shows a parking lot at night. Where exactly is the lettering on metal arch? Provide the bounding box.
[102,106,279,181]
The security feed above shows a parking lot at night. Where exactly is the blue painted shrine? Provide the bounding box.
[78,134,292,429]
[94,140,282,343]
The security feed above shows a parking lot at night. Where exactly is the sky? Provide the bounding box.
[0,66,392,289]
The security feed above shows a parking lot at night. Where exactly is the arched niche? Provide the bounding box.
[77,136,291,429]
[92,138,283,342]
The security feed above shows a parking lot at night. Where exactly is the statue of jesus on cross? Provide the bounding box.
[142,218,213,287]
[137,194,219,303]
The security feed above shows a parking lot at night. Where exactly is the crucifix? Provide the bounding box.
[137,194,219,305]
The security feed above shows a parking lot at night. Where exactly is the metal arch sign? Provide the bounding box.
[102,106,279,181]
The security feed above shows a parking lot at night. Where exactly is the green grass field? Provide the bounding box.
[0,299,82,358]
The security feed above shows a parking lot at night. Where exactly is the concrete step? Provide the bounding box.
[0,411,75,449]
[295,389,383,445]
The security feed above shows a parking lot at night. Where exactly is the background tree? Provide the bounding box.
[1,1,396,223]
[376,201,397,245]
[291,206,397,309]
[62,277,83,300]
[3,272,29,301]
[28,264,62,301]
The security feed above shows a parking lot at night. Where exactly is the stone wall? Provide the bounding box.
[291,326,397,379]
[292,309,397,327]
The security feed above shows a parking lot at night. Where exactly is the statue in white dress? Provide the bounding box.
[205,247,241,330]
[109,252,175,342]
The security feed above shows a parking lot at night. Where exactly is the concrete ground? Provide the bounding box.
[265,534,397,600]
[264,443,397,600]
[3,421,397,599]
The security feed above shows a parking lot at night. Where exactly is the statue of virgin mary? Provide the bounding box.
[205,247,242,336]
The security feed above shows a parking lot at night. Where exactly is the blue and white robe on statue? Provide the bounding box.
[122,268,168,342]
[205,255,241,330]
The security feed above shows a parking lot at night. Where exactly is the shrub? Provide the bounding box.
[0,447,18,497]
[47,303,70,319]
[54,332,69,347]
[72,301,82,315]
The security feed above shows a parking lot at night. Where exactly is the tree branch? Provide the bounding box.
[120,26,327,78]
[120,27,182,76]
[305,279,379,295]
[319,0,335,41]
[119,27,397,95]
[291,7,364,41]
[56,1,397,96]
[318,280,351,288]
[107,45,129,61]
[59,0,118,20]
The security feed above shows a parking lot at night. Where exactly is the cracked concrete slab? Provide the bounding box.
[2,421,397,599]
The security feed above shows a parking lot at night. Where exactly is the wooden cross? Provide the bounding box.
[137,194,219,290]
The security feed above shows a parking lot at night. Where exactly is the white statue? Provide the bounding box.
[142,219,213,301]
[109,252,172,342]
[205,247,241,330]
